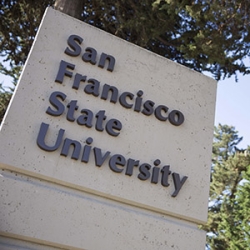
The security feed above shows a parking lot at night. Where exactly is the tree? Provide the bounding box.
[0,0,55,84]
[0,84,12,124]
[203,124,250,250]
[1,0,250,83]
[219,168,250,250]
[54,0,83,19]
[226,168,250,249]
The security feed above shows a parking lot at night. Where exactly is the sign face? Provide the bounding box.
[0,8,216,224]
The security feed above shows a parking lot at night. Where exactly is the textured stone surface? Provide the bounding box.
[0,170,206,250]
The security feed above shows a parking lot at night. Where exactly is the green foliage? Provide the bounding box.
[203,124,250,250]
[1,0,250,83]
[0,0,55,83]
[0,84,12,124]
[70,0,250,80]
[229,169,250,249]
[218,168,250,250]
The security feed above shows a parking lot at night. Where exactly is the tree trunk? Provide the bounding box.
[54,0,83,19]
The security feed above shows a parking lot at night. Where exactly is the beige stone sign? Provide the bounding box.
[0,8,217,250]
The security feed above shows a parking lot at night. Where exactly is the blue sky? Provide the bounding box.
[215,73,250,149]
[1,65,249,149]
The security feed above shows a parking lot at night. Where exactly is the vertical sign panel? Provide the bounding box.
[0,7,216,249]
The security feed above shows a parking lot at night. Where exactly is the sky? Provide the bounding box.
[1,63,250,149]
[214,73,250,149]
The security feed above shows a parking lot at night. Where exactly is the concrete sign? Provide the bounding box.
[0,8,217,250]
